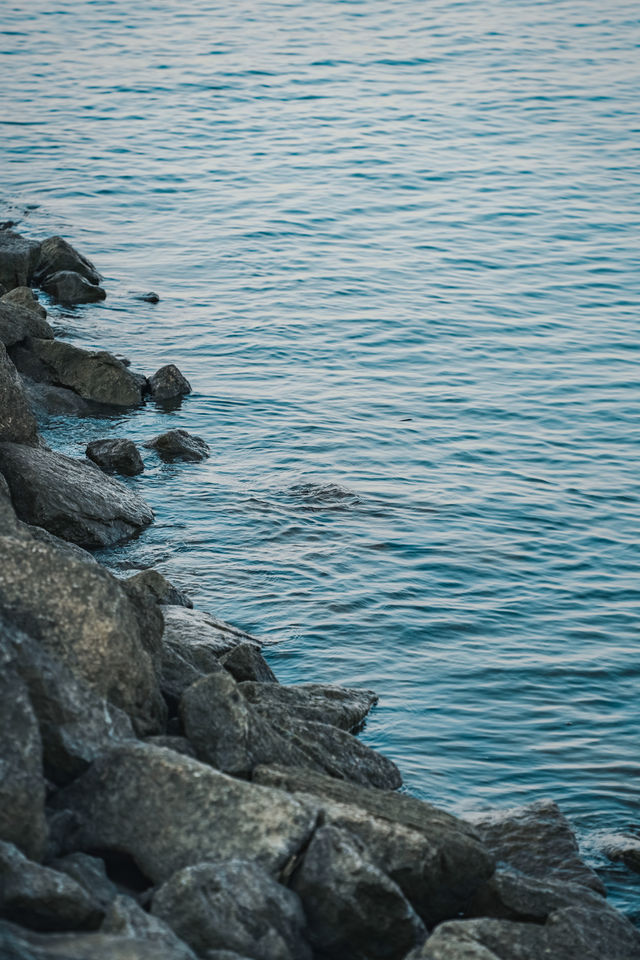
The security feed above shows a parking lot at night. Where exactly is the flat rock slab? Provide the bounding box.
[0,230,41,291]
[86,438,144,476]
[0,442,153,547]
[35,236,102,286]
[240,682,378,731]
[0,300,53,347]
[149,364,192,400]
[40,270,106,304]
[144,429,209,461]
[0,341,38,444]
[24,339,142,407]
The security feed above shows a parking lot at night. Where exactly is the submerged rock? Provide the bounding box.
[143,428,209,462]
[35,236,102,286]
[0,341,38,444]
[40,270,107,304]
[86,438,144,476]
[20,339,143,407]
[0,300,53,347]
[148,363,191,401]
[0,230,41,291]
[240,681,377,731]
[0,286,47,319]
[135,291,160,303]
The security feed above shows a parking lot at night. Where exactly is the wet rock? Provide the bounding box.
[40,269,107,304]
[0,341,38,444]
[221,642,278,683]
[21,378,98,418]
[144,736,197,759]
[149,363,191,401]
[240,682,377,731]
[51,742,319,883]
[143,428,209,462]
[292,824,426,960]
[467,867,607,922]
[151,860,311,960]
[21,339,142,406]
[124,569,192,608]
[0,840,102,932]
[467,799,605,894]
[0,230,41,291]
[0,920,197,960]
[0,443,154,547]
[1,286,47,319]
[102,895,197,960]
[163,605,262,656]
[0,300,53,347]
[600,833,640,874]
[35,236,102,286]
[86,438,144,476]
[50,854,119,911]
[136,292,160,303]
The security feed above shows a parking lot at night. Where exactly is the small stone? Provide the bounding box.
[143,429,209,462]
[86,438,144,477]
[0,341,38,445]
[136,292,160,303]
[149,364,191,401]
[600,833,640,874]
[41,270,106,304]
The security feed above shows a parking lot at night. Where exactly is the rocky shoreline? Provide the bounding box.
[0,225,638,960]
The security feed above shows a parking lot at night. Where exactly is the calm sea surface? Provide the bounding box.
[2,0,639,918]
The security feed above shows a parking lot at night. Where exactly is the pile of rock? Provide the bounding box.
[1,227,638,960]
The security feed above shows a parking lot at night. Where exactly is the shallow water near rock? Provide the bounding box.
[2,0,639,921]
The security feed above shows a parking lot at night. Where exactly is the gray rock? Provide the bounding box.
[51,742,319,884]
[144,736,197,759]
[221,643,278,683]
[1,286,47,319]
[40,270,106,304]
[151,860,311,960]
[149,364,191,401]
[21,339,142,407]
[0,341,38,444]
[0,919,197,960]
[50,854,119,911]
[22,523,98,565]
[135,292,160,303]
[102,895,197,960]
[21,378,97,418]
[291,824,426,960]
[467,868,606,922]
[0,471,20,531]
[123,569,192,608]
[240,682,377,731]
[86,438,144,476]
[467,800,605,894]
[0,840,102,931]
[600,833,640,874]
[0,230,41,291]
[0,301,53,347]
[35,236,102,286]
[0,443,154,547]
[143,429,209,462]
[163,605,261,655]
[161,633,223,709]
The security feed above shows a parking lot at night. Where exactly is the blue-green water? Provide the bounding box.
[2,0,639,918]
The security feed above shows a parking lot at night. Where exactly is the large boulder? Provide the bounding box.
[0,230,41,291]
[102,895,197,960]
[0,341,38,444]
[0,301,53,347]
[51,742,319,884]
[86,438,144,476]
[18,339,142,407]
[0,286,47,319]
[467,868,607,922]
[35,236,102,286]
[148,364,191,401]
[240,682,378,731]
[123,569,192,608]
[40,270,106,304]
[0,443,154,547]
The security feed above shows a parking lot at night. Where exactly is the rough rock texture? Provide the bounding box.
[240,682,378,731]
[40,270,107,304]
[135,291,160,303]
[0,841,102,932]
[35,236,102,286]
[600,833,640,874]
[466,868,607,923]
[161,634,223,710]
[52,743,319,884]
[0,532,165,734]
[467,800,605,894]
[0,443,154,547]
[144,736,197,759]
[0,920,197,960]
[21,339,142,407]
[0,341,38,444]
[86,438,144,476]
[148,364,192,401]
[102,895,197,960]
[0,300,53,347]
[0,230,41,291]
[151,860,311,960]
[22,379,97,418]
[221,643,278,683]
[1,286,47,318]
[50,854,119,911]
[163,605,261,656]
[23,523,99,565]
[291,824,426,960]
[124,569,192,608]
[143,429,209,461]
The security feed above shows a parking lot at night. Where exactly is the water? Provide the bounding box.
[2,0,640,919]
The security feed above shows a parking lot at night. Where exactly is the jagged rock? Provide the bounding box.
[1,286,47,319]
[0,230,41,291]
[148,364,191,401]
[0,532,165,733]
[40,270,106,304]
[163,606,261,656]
[22,523,98,565]
[0,301,53,347]
[0,341,38,444]
[144,736,197,759]
[161,634,223,710]
[143,429,209,462]
[151,860,311,960]
[0,840,102,932]
[240,682,377,731]
[86,438,144,476]
[50,854,119,910]
[0,443,154,547]
[467,800,605,894]
[600,833,640,874]
[102,895,197,960]
[124,569,192,608]
[51,742,319,884]
[467,867,606,921]
[291,824,426,960]
[35,236,102,286]
[20,339,142,407]
[221,643,278,683]
[0,919,198,960]
[21,378,97,417]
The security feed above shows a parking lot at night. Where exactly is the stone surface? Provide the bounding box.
[124,569,192,608]
[0,300,53,347]
[466,868,606,923]
[151,860,311,960]
[86,438,144,476]
[22,339,142,407]
[600,833,640,874]
[160,632,223,710]
[35,236,102,286]
[0,230,41,291]
[144,736,197,759]
[148,364,192,401]
[163,605,261,655]
[0,443,154,547]
[52,742,319,884]
[0,341,38,444]
[240,682,378,731]
[143,428,209,461]
[102,895,197,960]
[50,854,119,911]
[40,270,106,304]
[22,378,97,418]
[221,642,278,683]
[0,920,198,960]
[1,286,47,318]
[291,824,426,960]
[23,523,99,565]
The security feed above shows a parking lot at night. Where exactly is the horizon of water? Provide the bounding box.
[2,0,639,920]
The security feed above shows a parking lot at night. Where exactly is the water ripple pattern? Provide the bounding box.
[2,0,639,918]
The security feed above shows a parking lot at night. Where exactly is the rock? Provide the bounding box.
[123,569,192,608]
[240,682,377,731]
[600,833,640,874]
[0,840,102,931]
[1,286,47,319]
[151,860,311,960]
[0,920,198,960]
[144,736,197,759]
[221,643,278,683]
[20,339,142,407]
[0,531,165,733]
[0,230,41,291]
[135,292,160,303]
[35,236,102,286]
[0,301,53,347]
[23,523,99,565]
[50,854,119,910]
[86,438,144,476]
[148,364,191,401]
[161,633,223,710]
[51,742,319,884]
[291,824,426,960]
[467,868,607,922]
[163,605,261,655]
[102,895,197,960]
[0,341,38,444]
[40,270,107,304]
[21,378,98,418]
[0,472,20,531]
[0,443,154,547]
[467,799,605,894]
[143,429,209,462]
